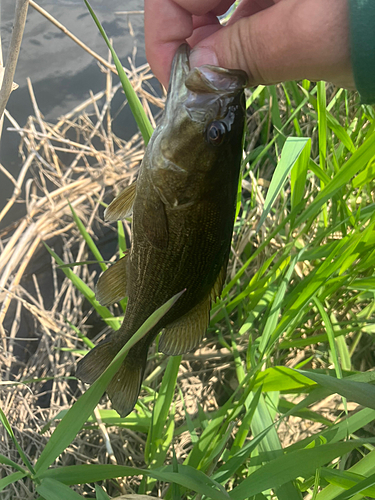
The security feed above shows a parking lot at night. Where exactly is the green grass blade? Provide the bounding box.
[257,137,309,229]
[334,333,351,372]
[316,449,375,500]
[297,370,375,410]
[230,387,262,456]
[332,471,375,500]
[317,81,327,172]
[117,220,127,257]
[277,399,332,426]
[84,0,153,144]
[36,478,85,499]
[296,130,375,225]
[252,366,315,392]
[352,156,375,188]
[246,85,265,108]
[95,485,111,500]
[214,423,275,484]
[178,387,199,444]
[0,408,35,475]
[65,320,95,349]
[230,440,375,500]
[145,355,181,464]
[144,409,176,491]
[243,392,301,500]
[260,253,300,355]
[171,447,181,500]
[57,261,110,269]
[0,453,28,474]
[290,139,311,210]
[320,468,375,498]
[0,471,28,491]
[69,202,106,272]
[268,85,285,150]
[184,409,229,470]
[313,298,343,380]
[39,464,140,485]
[34,290,184,476]
[326,113,356,153]
[39,464,229,500]
[43,242,119,329]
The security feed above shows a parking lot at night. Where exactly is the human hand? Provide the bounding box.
[144,0,355,90]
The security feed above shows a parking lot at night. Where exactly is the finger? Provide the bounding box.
[188,13,222,47]
[172,0,234,17]
[190,0,355,89]
[145,0,193,87]
[145,0,236,87]
[227,0,275,25]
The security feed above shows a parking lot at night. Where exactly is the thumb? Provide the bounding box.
[189,0,353,89]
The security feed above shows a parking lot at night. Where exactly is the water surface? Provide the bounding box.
[0,0,146,224]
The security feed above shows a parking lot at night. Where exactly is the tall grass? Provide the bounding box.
[1,3,375,499]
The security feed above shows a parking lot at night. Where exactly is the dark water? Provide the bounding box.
[0,0,146,224]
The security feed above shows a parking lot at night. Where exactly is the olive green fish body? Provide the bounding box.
[76,45,247,417]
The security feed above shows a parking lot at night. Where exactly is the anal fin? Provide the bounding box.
[76,337,117,385]
[210,261,228,303]
[159,294,210,356]
[95,254,128,306]
[104,181,137,222]
[159,262,228,356]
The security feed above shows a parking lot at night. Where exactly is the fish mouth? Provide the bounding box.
[185,62,247,96]
[164,44,247,123]
[169,43,247,97]
[167,44,191,101]
[167,44,247,102]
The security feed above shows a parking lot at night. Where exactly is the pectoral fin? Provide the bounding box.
[95,254,128,306]
[142,192,169,250]
[104,181,137,222]
[159,294,210,356]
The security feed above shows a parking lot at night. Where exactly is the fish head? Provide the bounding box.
[150,44,247,180]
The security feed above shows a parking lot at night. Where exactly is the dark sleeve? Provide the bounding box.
[348,0,375,104]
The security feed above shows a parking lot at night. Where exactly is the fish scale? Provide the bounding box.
[76,44,247,417]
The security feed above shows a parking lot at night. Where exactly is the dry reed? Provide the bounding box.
[0,46,165,497]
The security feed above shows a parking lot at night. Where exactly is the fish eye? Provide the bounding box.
[206,121,227,146]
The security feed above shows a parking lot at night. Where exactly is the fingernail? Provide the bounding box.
[189,46,219,68]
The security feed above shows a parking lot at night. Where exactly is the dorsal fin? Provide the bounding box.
[104,181,137,222]
[159,293,210,356]
[95,254,128,306]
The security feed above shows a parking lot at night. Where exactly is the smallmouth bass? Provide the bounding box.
[76,44,247,417]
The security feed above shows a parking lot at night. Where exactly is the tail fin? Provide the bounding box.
[76,338,148,418]
[106,356,146,417]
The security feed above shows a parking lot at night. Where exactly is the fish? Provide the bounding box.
[76,44,247,417]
